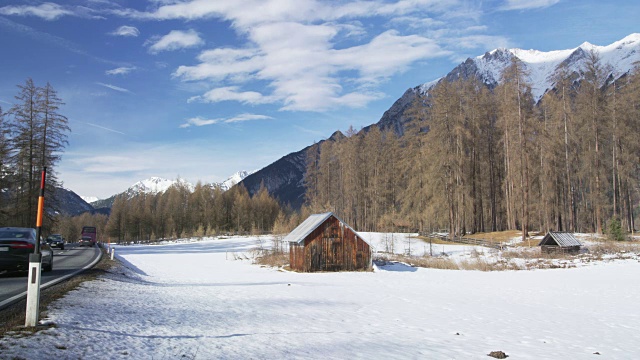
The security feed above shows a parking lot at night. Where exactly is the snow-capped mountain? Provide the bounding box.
[424,33,640,101]
[374,33,640,136]
[218,170,255,191]
[90,172,252,210]
[128,177,195,195]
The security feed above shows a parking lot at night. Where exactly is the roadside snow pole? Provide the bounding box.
[111,248,115,260]
[26,167,46,327]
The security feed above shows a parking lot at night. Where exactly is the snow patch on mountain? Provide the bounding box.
[219,170,255,191]
[80,196,99,203]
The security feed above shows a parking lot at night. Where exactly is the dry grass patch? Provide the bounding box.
[376,253,524,271]
[463,230,525,243]
[254,251,289,268]
[586,240,640,259]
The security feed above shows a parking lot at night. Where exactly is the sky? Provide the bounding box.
[0,0,638,199]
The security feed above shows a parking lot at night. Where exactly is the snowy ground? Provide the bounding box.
[1,234,639,359]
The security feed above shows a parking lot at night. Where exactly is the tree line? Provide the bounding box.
[305,52,640,239]
[0,78,69,232]
[101,182,284,242]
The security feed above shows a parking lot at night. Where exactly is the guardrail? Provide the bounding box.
[425,233,508,250]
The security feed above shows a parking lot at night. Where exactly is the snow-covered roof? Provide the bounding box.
[538,232,582,247]
[283,212,369,246]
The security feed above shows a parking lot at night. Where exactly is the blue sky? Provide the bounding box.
[0,0,638,199]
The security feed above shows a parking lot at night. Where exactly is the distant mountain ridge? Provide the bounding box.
[239,33,640,208]
[89,171,253,210]
[54,188,94,216]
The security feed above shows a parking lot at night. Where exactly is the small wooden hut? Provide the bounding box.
[538,232,582,255]
[284,212,372,272]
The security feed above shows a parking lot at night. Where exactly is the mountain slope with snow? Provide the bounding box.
[128,177,194,195]
[429,33,640,101]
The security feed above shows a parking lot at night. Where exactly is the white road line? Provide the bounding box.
[0,247,103,309]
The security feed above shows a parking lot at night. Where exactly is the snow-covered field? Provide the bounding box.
[1,234,639,359]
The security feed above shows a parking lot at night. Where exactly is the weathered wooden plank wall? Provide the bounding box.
[288,216,371,272]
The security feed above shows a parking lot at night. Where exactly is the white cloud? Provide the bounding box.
[225,113,272,123]
[106,66,136,75]
[180,113,272,128]
[174,48,263,82]
[180,116,220,128]
[176,22,448,111]
[110,25,140,37]
[96,82,133,93]
[500,0,560,11]
[188,86,273,105]
[0,3,72,20]
[119,0,487,112]
[147,29,204,54]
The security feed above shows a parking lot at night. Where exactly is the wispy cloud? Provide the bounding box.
[147,29,204,54]
[0,2,103,20]
[106,66,136,75]
[499,0,560,11]
[174,23,447,111]
[180,113,272,128]
[226,113,273,123]
[85,122,127,136]
[110,25,140,37]
[187,86,273,105]
[96,82,133,93]
[0,16,124,66]
[0,2,73,20]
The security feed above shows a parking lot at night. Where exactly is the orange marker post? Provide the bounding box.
[26,167,46,327]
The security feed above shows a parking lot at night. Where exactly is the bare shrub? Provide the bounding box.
[404,255,460,270]
[587,241,640,258]
[252,236,289,268]
[254,251,289,268]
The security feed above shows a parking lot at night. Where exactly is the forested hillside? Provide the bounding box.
[304,53,640,238]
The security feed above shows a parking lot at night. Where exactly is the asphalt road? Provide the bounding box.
[0,243,102,310]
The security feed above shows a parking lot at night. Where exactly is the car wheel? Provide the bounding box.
[60,245,64,250]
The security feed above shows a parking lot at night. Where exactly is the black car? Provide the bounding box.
[79,236,94,247]
[46,234,65,250]
[0,227,53,273]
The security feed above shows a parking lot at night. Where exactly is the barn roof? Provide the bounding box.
[538,232,582,247]
[283,212,369,246]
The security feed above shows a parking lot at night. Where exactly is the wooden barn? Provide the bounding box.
[538,232,583,255]
[284,212,372,272]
